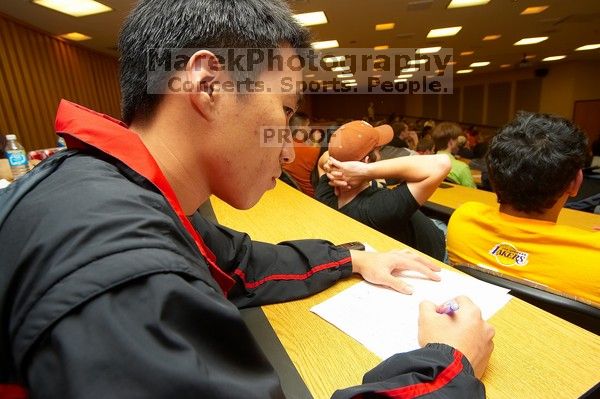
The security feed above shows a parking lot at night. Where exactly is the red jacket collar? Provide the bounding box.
[54,99,235,295]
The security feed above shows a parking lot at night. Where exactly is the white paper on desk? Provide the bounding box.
[311,269,511,360]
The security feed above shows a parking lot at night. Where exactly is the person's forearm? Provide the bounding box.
[365,155,449,182]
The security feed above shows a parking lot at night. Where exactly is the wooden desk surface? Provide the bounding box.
[212,181,600,399]
[428,183,600,231]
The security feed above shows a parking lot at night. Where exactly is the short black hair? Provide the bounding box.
[119,0,310,125]
[486,112,588,213]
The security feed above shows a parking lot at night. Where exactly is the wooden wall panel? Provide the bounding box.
[422,94,439,119]
[0,15,120,151]
[514,78,542,115]
[463,84,484,125]
[441,87,460,122]
[487,82,511,127]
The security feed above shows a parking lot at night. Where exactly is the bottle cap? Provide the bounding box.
[6,134,16,140]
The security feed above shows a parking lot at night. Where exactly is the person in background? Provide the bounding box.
[367,102,375,122]
[416,135,435,155]
[315,121,451,262]
[0,1,494,398]
[447,112,599,306]
[281,112,321,197]
[456,135,474,159]
[431,122,477,188]
[388,121,418,151]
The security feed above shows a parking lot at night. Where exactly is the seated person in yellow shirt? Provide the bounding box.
[447,112,599,306]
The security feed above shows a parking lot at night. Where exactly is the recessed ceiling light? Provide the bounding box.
[372,74,382,78]
[500,64,511,68]
[58,32,92,41]
[342,79,356,83]
[32,0,112,17]
[345,82,358,87]
[575,44,600,51]
[337,73,353,79]
[401,67,419,73]
[293,11,328,26]
[397,74,413,79]
[542,55,566,61]
[312,40,340,50]
[521,6,549,15]
[427,26,462,38]
[483,34,501,41]
[457,69,473,74]
[322,56,345,63]
[416,46,441,54]
[376,23,395,31]
[374,45,389,51]
[408,59,429,65]
[460,51,474,56]
[332,66,350,72]
[447,0,490,9]
[514,37,548,46]
[394,78,408,83]
[470,61,490,67]
[525,54,536,60]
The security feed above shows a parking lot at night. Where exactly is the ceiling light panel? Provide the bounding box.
[376,23,395,31]
[575,44,600,51]
[514,37,548,45]
[447,0,490,9]
[427,26,462,38]
[58,31,92,41]
[293,11,328,27]
[521,6,549,15]
[312,40,339,50]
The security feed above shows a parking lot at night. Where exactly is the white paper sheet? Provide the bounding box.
[311,268,511,360]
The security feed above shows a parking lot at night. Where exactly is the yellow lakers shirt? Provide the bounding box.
[447,201,600,306]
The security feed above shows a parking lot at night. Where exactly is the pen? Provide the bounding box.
[436,299,460,315]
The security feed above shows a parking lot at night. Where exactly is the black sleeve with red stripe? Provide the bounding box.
[332,344,484,399]
[191,214,353,308]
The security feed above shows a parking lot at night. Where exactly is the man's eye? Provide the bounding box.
[283,106,295,118]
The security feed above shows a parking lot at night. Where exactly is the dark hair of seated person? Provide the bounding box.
[486,112,588,214]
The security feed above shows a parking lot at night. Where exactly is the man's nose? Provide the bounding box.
[281,143,295,164]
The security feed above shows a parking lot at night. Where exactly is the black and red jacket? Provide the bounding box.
[0,100,483,398]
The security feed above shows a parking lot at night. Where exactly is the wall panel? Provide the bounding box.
[0,15,120,151]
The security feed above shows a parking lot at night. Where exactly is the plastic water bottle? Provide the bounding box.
[5,134,29,179]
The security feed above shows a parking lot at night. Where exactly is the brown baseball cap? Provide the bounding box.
[329,121,394,162]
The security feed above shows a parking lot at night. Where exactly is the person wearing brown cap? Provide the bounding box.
[316,120,451,262]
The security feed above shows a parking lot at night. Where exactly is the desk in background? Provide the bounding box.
[212,181,600,399]
[426,182,600,231]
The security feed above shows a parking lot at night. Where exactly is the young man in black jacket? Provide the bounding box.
[0,1,494,398]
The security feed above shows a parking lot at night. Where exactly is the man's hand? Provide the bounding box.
[349,249,442,294]
[418,296,495,379]
[324,157,371,190]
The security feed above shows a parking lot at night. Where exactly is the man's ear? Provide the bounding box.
[185,50,220,122]
[566,169,584,197]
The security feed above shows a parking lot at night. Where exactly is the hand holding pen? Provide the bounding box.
[436,299,460,315]
[418,296,495,379]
